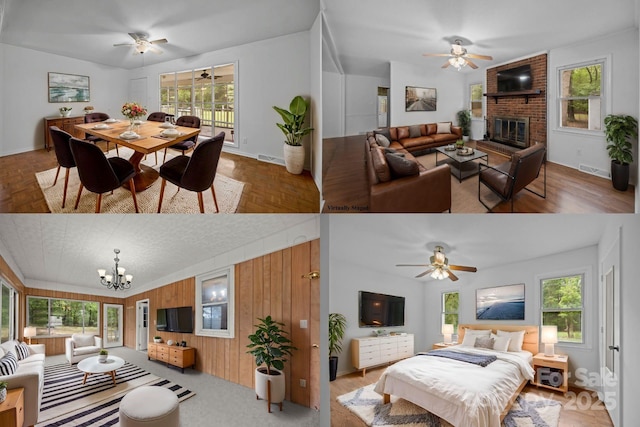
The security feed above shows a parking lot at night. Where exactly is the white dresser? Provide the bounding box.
[351,334,414,376]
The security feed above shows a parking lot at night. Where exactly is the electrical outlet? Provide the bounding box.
[299,379,306,388]
[300,319,308,329]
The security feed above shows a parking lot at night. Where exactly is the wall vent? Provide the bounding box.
[257,154,285,166]
[579,163,610,179]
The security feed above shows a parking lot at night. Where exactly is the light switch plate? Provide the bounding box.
[300,319,308,329]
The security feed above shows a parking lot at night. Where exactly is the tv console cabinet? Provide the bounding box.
[351,334,414,377]
[147,342,195,373]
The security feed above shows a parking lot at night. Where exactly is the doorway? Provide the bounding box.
[103,303,123,348]
[377,87,389,128]
[136,299,149,351]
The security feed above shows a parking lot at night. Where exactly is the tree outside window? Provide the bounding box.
[541,274,584,343]
[470,84,483,119]
[27,297,99,336]
[442,292,459,334]
[559,62,603,130]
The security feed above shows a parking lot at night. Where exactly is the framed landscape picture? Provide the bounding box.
[476,283,525,320]
[48,72,90,103]
[405,86,437,111]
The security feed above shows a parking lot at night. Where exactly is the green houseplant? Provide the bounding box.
[0,381,7,403]
[328,313,347,382]
[99,348,108,362]
[456,109,472,142]
[604,114,638,191]
[247,316,297,411]
[273,96,314,175]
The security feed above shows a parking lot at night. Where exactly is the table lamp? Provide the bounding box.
[541,325,558,356]
[24,326,37,344]
[442,324,454,344]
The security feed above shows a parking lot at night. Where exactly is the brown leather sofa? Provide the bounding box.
[376,122,462,154]
[365,133,451,212]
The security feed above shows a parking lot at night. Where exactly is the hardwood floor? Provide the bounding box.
[0,144,319,213]
[322,136,635,213]
[330,365,613,427]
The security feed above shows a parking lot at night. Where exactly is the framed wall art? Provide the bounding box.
[476,283,525,320]
[405,86,437,111]
[48,72,90,103]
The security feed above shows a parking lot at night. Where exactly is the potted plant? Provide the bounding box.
[59,106,72,117]
[273,96,314,175]
[455,138,465,149]
[153,336,162,343]
[604,114,638,191]
[98,349,108,363]
[328,313,346,382]
[0,381,7,403]
[457,109,472,142]
[246,316,296,412]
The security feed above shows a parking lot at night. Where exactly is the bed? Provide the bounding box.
[373,324,538,427]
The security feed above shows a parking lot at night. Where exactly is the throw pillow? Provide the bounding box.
[497,330,526,352]
[375,133,391,148]
[491,334,511,352]
[409,125,421,138]
[384,148,404,157]
[474,336,495,349]
[385,153,419,177]
[437,122,452,134]
[0,351,18,376]
[15,342,30,360]
[374,128,392,141]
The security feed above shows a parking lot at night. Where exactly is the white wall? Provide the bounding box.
[309,13,323,192]
[389,61,466,127]
[0,43,128,156]
[322,71,344,138]
[344,73,389,136]
[547,29,639,185]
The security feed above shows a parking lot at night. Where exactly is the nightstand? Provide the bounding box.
[432,342,458,350]
[0,387,24,427]
[531,353,569,393]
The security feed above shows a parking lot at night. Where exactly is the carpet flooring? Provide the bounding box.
[338,384,562,427]
[36,361,195,426]
[36,147,244,213]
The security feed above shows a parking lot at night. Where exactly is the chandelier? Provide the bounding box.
[97,249,132,291]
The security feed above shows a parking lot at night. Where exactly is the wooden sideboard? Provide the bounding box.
[43,115,86,151]
[147,342,196,373]
[351,334,414,376]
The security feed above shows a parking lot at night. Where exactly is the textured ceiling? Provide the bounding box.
[322,0,638,77]
[0,214,316,293]
[0,0,319,69]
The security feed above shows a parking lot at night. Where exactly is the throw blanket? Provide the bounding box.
[422,349,497,367]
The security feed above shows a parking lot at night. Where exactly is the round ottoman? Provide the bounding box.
[119,386,179,427]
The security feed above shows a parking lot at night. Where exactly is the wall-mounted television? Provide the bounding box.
[359,291,405,327]
[497,65,532,92]
[156,306,193,333]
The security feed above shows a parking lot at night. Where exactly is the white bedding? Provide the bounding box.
[373,346,535,427]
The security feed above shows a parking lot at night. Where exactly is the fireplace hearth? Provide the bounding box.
[492,116,529,148]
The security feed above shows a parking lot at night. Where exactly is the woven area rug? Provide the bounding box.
[36,362,195,426]
[337,384,562,427]
[416,152,502,213]
[36,147,244,213]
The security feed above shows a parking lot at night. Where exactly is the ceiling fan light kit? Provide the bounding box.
[424,39,493,71]
[114,32,168,55]
[396,244,477,282]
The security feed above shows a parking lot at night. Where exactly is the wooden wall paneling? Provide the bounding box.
[0,255,25,293]
[290,242,311,407]
[252,258,264,323]
[238,261,254,388]
[309,239,321,410]
[270,252,283,324]
[262,255,271,317]
[282,247,292,402]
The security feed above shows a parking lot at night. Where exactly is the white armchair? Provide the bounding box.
[65,334,103,364]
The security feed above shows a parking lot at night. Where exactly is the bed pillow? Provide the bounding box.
[497,330,526,352]
[0,351,18,376]
[491,333,511,352]
[474,336,495,349]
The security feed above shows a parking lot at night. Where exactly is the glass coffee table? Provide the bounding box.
[435,146,489,182]
[77,355,125,385]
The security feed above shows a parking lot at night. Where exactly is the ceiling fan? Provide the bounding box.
[196,70,221,81]
[114,32,168,55]
[396,245,477,281]
[423,39,492,70]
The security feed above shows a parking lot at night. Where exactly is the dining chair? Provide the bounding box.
[84,112,119,155]
[48,126,77,209]
[147,112,168,122]
[162,115,201,163]
[157,132,225,213]
[69,137,139,213]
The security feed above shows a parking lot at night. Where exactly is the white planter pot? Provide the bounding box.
[283,144,305,175]
[254,367,285,404]
[99,354,108,363]
[60,111,71,117]
[462,135,470,142]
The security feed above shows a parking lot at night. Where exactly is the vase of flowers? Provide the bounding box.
[83,105,94,115]
[59,106,72,117]
[121,102,147,131]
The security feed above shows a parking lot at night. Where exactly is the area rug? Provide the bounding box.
[337,384,561,427]
[416,152,503,213]
[36,147,244,213]
[36,361,195,426]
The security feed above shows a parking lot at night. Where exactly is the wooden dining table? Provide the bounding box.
[75,120,200,192]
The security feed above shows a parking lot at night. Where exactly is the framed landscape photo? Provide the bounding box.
[405,86,437,111]
[48,72,90,103]
[476,283,525,320]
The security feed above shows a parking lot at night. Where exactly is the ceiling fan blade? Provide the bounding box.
[396,264,431,267]
[150,38,168,45]
[465,59,479,69]
[447,270,459,281]
[448,265,477,272]
[147,44,163,54]
[113,43,134,47]
[128,32,143,41]
[441,61,451,68]
[466,53,493,61]
[423,53,451,57]
[415,268,435,279]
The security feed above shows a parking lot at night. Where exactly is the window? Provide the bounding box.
[558,61,603,131]
[195,266,235,338]
[442,291,459,333]
[470,83,483,119]
[26,297,99,336]
[541,274,584,343]
[1,282,18,343]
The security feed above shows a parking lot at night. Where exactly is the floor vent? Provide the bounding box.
[257,154,285,166]
[579,163,610,178]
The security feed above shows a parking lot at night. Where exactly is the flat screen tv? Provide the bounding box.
[359,291,405,327]
[156,306,193,333]
[497,65,532,92]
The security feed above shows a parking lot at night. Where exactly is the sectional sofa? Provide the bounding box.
[375,122,462,155]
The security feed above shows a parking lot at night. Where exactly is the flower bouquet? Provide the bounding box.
[83,105,94,114]
[122,102,147,130]
[59,106,72,117]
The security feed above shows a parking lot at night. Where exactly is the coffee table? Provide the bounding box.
[77,355,125,385]
[435,146,489,182]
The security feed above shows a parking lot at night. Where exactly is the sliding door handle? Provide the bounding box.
[608,345,620,352]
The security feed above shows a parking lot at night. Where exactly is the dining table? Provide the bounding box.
[75,119,200,192]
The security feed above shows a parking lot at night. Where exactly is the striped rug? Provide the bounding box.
[36,362,196,426]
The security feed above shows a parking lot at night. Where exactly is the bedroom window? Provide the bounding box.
[442,292,459,334]
[541,274,584,344]
[558,61,604,131]
[195,266,235,338]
